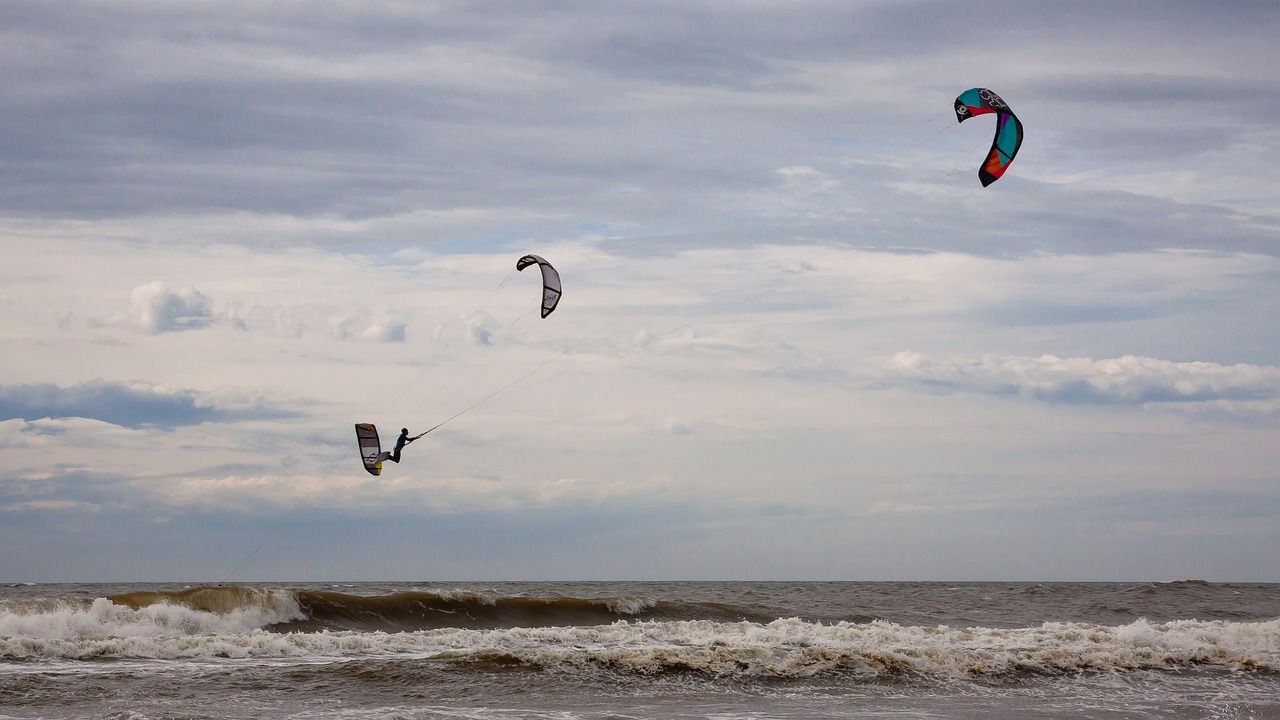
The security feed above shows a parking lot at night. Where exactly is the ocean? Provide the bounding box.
[1,581,1277,719]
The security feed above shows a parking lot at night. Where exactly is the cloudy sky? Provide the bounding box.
[2,1,1278,583]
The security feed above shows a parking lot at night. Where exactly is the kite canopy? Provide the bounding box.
[954,88,1023,187]
[354,423,383,476]
[516,254,562,318]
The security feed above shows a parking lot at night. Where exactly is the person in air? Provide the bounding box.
[389,428,413,463]
[377,428,415,464]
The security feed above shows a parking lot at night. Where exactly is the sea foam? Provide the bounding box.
[3,609,1277,676]
[0,588,305,641]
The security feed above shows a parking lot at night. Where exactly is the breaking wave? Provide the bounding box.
[1,585,1276,678]
[0,585,666,639]
[0,586,303,639]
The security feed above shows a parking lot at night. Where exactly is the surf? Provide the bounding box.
[5,611,1278,678]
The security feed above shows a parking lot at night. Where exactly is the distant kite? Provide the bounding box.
[516,254,561,318]
[954,88,1023,187]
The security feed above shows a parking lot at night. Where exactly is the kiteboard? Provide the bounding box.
[354,423,383,476]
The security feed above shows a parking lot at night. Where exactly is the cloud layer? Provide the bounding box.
[1,2,1278,582]
[882,353,1280,413]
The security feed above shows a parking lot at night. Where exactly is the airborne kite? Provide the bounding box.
[954,88,1023,187]
[516,254,562,318]
[354,423,385,476]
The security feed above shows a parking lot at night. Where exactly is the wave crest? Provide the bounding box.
[5,611,1277,677]
[0,588,303,643]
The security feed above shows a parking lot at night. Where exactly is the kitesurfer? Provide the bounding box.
[376,428,415,464]
[389,428,412,463]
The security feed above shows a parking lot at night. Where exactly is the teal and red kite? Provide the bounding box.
[954,88,1023,187]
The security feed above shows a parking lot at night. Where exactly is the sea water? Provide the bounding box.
[2,581,1277,719]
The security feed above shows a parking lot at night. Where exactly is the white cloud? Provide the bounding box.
[327,311,408,343]
[125,281,214,334]
[880,352,1280,414]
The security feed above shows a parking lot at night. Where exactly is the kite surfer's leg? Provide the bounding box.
[391,448,402,463]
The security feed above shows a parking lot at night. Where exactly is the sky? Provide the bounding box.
[2,0,1278,583]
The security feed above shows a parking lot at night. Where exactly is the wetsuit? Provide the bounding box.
[391,431,410,462]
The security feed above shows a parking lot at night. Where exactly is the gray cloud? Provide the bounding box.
[4,0,1275,252]
[0,379,296,428]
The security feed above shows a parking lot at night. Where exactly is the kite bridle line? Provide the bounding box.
[405,107,981,437]
[221,445,356,584]
[224,103,991,581]
[409,102,998,438]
